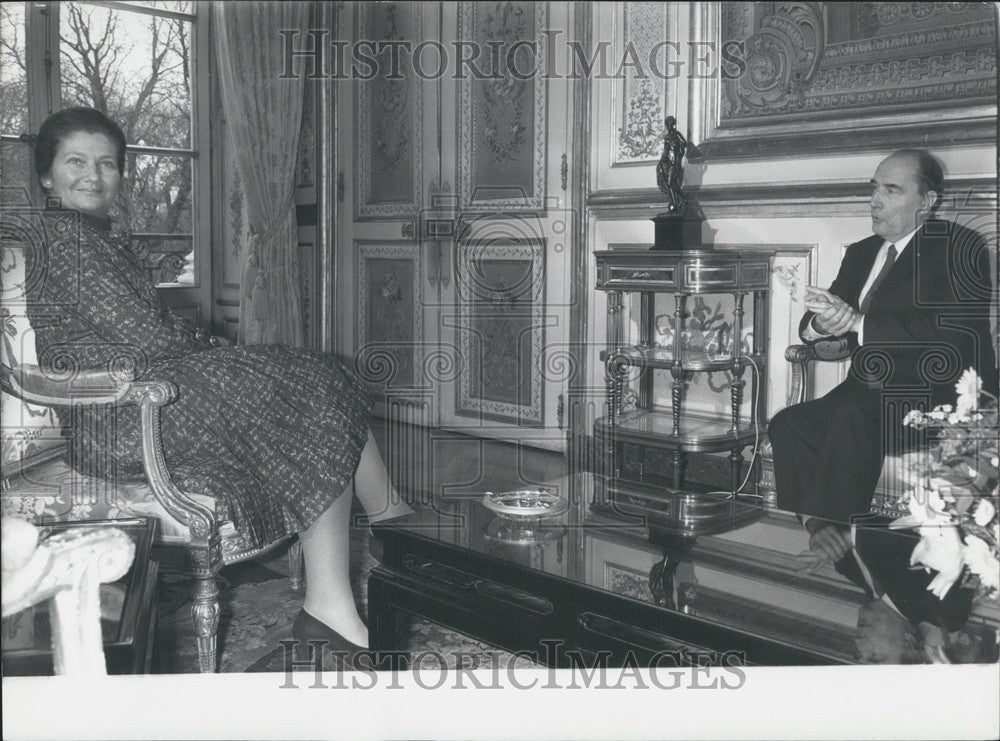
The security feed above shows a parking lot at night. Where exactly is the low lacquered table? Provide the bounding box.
[368,475,857,667]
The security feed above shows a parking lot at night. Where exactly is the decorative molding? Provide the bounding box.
[457,1,548,211]
[690,2,997,160]
[296,81,315,188]
[455,237,546,425]
[353,3,424,220]
[353,240,425,391]
[587,176,997,218]
[612,1,670,165]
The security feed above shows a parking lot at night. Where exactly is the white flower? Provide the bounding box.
[911,524,965,599]
[905,485,954,526]
[926,480,955,507]
[954,368,982,417]
[947,413,960,425]
[928,410,947,421]
[962,535,999,595]
[903,410,925,427]
[991,456,999,470]
[973,499,996,527]
[939,404,953,413]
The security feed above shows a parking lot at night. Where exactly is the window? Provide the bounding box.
[0,1,211,289]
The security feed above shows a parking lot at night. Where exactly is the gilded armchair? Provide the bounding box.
[0,343,304,672]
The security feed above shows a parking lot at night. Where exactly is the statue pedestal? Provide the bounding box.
[651,212,704,251]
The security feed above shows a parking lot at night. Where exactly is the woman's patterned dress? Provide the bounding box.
[26,210,371,549]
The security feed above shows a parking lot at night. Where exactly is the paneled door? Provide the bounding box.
[337,1,575,453]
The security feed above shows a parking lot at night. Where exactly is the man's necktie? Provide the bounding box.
[859,243,897,314]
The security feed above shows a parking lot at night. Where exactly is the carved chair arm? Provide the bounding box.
[1,363,217,542]
[1,362,134,406]
[785,337,853,406]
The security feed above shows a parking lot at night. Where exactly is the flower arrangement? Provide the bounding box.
[894,368,999,602]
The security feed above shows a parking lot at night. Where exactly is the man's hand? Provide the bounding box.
[806,519,852,563]
[804,286,861,336]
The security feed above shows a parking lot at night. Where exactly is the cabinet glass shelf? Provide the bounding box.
[595,410,762,451]
[599,346,767,373]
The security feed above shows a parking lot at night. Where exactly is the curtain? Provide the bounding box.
[215,1,308,346]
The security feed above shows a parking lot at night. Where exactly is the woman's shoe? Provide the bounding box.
[291,609,368,668]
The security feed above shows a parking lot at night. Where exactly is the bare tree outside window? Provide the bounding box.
[58,1,197,284]
[0,2,29,192]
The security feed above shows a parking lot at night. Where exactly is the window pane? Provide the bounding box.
[0,140,30,195]
[116,153,193,233]
[1,2,28,136]
[60,2,193,148]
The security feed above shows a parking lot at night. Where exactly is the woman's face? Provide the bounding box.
[42,131,121,218]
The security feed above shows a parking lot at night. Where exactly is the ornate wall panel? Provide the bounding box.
[457,1,548,210]
[354,3,424,220]
[354,241,425,390]
[693,1,996,158]
[612,2,670,164]
[296,81,316,189]
[455,238,546,424]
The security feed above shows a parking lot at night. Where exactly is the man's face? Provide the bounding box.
[869,155,934,243]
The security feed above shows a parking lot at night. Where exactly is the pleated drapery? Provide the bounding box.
[214,1,308,346]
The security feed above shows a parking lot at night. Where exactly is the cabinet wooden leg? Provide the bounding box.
[671,450,684,490]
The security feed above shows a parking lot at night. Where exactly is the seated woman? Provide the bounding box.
[26,106,409,652]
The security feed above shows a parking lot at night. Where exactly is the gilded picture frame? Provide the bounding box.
[689,2,997,161]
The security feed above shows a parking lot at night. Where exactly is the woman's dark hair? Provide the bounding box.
[34,107,127,184]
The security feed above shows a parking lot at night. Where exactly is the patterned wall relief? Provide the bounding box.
[613,2,670,164]
[1,235,62,468]
[457,1,548,210]
[605,562,654,603]
[354,2,423,220]
[456,239,545,424]
[719,2,995,126]
[354,242,424,391]
[297,81,316,189]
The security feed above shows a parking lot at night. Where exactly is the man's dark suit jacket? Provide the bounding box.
[773,219,996,629]
[800,218,997,407]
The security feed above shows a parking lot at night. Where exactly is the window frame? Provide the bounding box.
[2,1,213,317]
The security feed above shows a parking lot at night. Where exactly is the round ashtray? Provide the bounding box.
[482,488,569,519]
[483,516,566,545]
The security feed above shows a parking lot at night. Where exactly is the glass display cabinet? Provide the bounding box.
[592,249,774,535]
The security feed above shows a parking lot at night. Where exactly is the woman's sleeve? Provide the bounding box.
[37,231,209,362]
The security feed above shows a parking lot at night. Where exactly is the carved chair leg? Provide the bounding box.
[191,575,221,673]
[288,538,304,593]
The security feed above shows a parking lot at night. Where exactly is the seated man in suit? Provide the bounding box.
[768,149,997,655]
